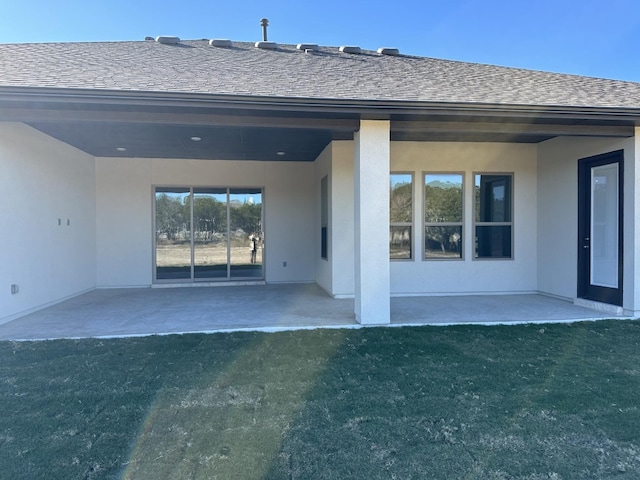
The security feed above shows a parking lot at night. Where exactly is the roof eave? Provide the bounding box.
[1,85,640,124]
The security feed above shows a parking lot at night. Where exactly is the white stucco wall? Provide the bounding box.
[325,140,539,297]
[631,128,640,315]
[95,157,315,287]
[314,144,332,293]
[330,142,356,297]
[0,123,96,323]
[537,135,637,311]
[96,158,153,286]
[391,141,538,295]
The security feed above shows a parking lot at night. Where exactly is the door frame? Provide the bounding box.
[153,185,265,283]
[577,150,624,306]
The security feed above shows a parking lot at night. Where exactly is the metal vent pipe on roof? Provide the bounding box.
[339,45,361,55]
[155,36,180,45]
[260,18,269,41]
[378,47,400,56]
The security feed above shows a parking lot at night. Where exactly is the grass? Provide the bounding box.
[1,321,640,479]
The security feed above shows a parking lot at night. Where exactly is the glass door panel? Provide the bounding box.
[194,188,228,279]
[591,164,619,288]
[229,189,263,278]
[155,188,191,280]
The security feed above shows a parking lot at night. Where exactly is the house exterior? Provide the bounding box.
[1,37,640,325]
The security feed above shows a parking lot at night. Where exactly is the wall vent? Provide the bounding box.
[377,47,400,56]
[297,43,319,51]
[255,41,277,50]
[339,45,361,55]
[155,36,180,45]
[210,39,232,48]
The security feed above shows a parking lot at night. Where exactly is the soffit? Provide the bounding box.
[0,89,636,161]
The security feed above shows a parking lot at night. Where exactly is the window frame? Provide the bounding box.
[473,172,514,260]
[423,171,465,261]
[152,185,265,283]
[320,175,329,261]
[389,172,414,261]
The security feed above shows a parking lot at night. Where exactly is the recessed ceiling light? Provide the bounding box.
[116,147,126,152]
[276,151,286,156]
[190,136,202,142]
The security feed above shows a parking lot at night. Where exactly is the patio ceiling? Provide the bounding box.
[0,88,636,161]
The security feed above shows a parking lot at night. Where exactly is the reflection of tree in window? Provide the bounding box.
[390,174,412,259]
[424,174,463,259]
[155,192,189,242]
[193,196,225,241]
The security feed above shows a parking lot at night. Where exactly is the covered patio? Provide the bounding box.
[0,285,626,341]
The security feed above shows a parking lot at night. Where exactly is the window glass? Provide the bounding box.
[424,174,463,259]
[474,174,513,259]
[475,175,512,222]
[390,174,413,260]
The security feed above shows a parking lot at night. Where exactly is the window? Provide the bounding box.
[320,176,328,260]
[474,174,513,259]
[424,173,463,259]
[390,173,413,259]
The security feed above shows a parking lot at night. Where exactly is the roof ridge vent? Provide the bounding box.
[255,41,277,50]
[155,36,180,45]
[210,39,232,48]
[297,43,319,51]
[339,45,361,55]
[377,47,400,56]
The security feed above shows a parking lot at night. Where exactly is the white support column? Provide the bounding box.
[354,120,391,324]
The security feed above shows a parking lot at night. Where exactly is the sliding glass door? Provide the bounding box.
[193,188,228,279]
[230,189,263,278]
[155,188,192,280]
[155,187,263,282]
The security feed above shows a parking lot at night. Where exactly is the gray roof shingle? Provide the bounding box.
[1,39,640,109]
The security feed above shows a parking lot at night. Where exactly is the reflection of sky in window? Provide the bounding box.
[156,190,261,205]
[230,194,262,205]
[157,191,190,201]
[390,174,412,188]
[425,173,462,187]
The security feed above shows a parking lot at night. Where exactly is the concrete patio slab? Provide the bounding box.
[0,284,630,341]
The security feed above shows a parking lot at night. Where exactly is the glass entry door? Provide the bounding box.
[155,187,263,282]
[577,151,623,306]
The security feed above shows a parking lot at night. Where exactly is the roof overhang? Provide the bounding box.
[0,87,637,161]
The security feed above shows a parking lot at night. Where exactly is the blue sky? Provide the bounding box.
[2,0,640,81]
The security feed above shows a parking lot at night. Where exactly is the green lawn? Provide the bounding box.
[1,321,640,479]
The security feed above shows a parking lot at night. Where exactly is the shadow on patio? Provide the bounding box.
[0,284,626,340]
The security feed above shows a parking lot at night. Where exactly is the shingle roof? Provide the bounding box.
[1,39,640,109]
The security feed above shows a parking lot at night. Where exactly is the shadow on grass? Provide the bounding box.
[0,329,349,480]
[1,321,640,479]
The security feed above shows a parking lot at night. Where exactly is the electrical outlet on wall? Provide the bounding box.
[11,284,19,294]
[283,261,287,267]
